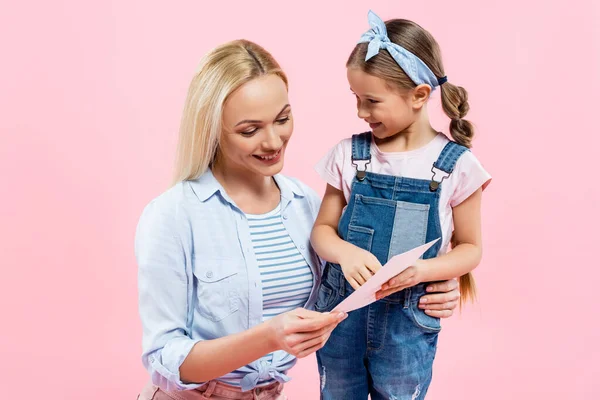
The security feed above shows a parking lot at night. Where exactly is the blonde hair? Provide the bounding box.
[172,40,288,184]
[347,19,477,306]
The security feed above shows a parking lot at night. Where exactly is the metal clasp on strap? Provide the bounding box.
[429,165,450,191]
[352,160,371,181]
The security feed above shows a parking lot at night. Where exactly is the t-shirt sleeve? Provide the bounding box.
[449,150,492,207]
[314,141,346,191]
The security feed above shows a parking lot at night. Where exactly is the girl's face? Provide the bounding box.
[219,74,293,178]
[347,67,417,140]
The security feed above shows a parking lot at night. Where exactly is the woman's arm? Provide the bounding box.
[180,308,345,383]
[137,200,345,390]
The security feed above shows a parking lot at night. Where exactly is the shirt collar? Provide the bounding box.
[188,169,305,204]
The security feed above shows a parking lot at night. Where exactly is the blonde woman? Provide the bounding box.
[135,40,460,400]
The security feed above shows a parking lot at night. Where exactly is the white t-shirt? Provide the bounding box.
[315,133,492,255]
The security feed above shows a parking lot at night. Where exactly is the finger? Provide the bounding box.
[296,333,332,358]
[358,266,373,282]
[294,307,343,321]
[292,331,329,355]
[366,257,382,274]
[424,309,454,318]
[348,277,361,290]
[293,307,324,319]
[382,269,413,291]
[291,312,345,333]
[375,285,410,300]
[354,272,367,286]
[419,300,458,311]
[419,290,460,306]
[426,278,458,293]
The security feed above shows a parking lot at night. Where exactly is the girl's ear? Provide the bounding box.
[411,84,432,110]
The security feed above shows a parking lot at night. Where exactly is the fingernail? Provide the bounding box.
[420,297,428,303]
[337,312,347,320]
[390,280,396,286]
[426,286,433,292]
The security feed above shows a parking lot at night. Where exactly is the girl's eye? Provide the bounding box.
[368,99,379,104]
[276,116,290,124]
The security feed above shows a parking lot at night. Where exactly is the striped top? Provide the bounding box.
[217,203,313,388]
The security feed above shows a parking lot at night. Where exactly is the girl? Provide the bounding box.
[311,11,491,400]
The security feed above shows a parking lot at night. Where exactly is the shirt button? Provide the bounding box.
[300,244,306,250]
[282,214,288,220]
[206,271,213,278]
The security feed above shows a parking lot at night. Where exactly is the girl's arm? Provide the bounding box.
[310,184,382,289]
[377,188,483,298]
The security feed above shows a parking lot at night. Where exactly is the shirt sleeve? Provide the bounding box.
[449,150,492,207]
[314,141,346,191]
[135,198,203,391]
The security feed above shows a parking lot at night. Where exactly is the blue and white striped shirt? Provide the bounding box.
[219,204,313,387]
[250,205,313,321]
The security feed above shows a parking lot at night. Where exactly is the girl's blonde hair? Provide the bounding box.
[172,40,288,184]
[347,19,477,306]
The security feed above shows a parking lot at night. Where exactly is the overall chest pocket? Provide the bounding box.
[193,258,240,322]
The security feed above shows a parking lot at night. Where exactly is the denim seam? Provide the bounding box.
[359,196,398,208]
[408,302,442,333]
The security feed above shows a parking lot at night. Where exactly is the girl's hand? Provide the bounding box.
[338,244,382,289]
[266,308,347,358]
[376,259,428,299]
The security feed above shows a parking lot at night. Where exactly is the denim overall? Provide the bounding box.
[315,132,468,400]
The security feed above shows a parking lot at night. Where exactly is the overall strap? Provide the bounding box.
[429,141,469,191]
[351,132,372,181]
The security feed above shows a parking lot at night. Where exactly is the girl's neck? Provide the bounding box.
[375,109,438,153]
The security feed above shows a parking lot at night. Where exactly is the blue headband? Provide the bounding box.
[358,10,447,89]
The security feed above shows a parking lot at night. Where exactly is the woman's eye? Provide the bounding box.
[241,128,258,136]
[276,116,290,124]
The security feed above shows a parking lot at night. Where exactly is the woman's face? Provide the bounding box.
[219,74,293,178]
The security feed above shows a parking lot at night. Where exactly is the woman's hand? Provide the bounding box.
[418,279,460,318]
[376,274,460,318]
[267,308,347,358]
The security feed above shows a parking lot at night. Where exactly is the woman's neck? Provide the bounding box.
[211,159,280,214]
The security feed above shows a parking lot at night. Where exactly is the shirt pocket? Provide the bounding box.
[193,258,240,322]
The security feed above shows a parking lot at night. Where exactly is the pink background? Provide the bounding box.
[1,0,598,398]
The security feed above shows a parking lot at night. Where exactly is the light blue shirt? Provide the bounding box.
[135,170,323,392]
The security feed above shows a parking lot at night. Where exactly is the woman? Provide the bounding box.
[136,39,460,400]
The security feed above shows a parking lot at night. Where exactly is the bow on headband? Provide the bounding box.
[358,10,447,89]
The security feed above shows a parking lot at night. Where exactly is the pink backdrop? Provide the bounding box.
[1,1,598,398]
